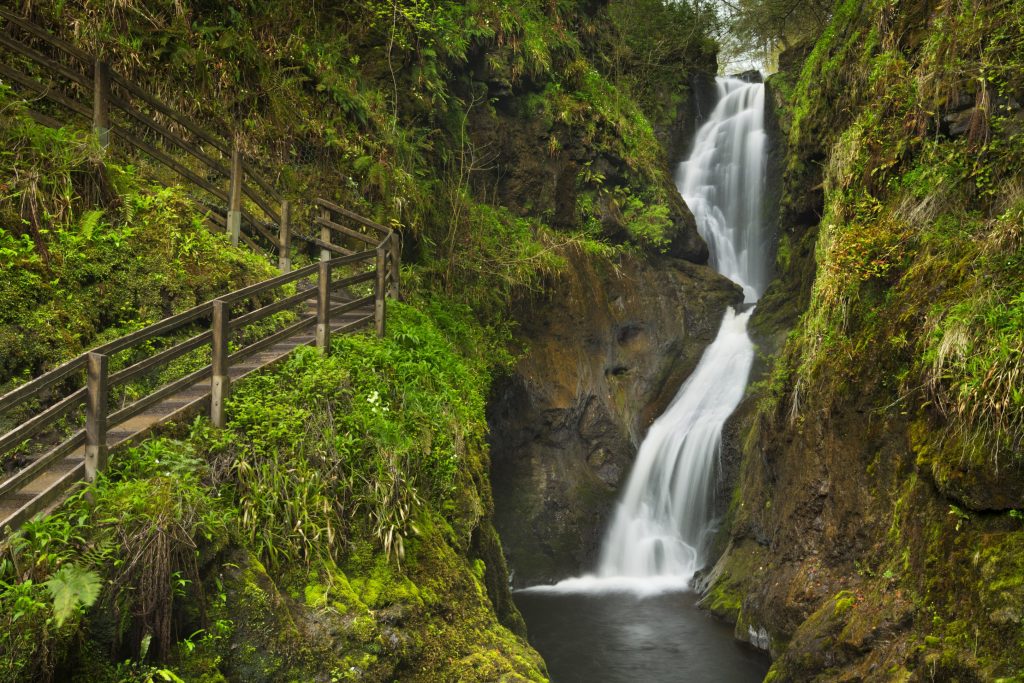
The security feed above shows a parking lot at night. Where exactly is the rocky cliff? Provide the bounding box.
[705,0,1024,679]
[490,248,739,584]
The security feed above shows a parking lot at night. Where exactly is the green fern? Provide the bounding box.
[44,564,102,627]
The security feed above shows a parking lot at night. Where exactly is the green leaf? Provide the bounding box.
[44,564,102,627]
[79,209,104,240]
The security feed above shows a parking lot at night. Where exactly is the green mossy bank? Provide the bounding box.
[2,302,545,682]
[709,0,1024,679]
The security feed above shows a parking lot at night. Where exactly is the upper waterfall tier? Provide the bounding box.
[676,79,768,303]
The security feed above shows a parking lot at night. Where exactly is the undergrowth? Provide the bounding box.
[0,85,274,389]
[0,296,518,681]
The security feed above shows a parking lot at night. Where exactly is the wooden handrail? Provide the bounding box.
[109,122,230,202]
[314,199,391,235]
[94,302,213,356]
[0,12,408,277]
[0,243,387,437]
[108,71,231,156]
[0,232,397,536]
[106,330,213,388]
[242,183,281,227]
[220,261,320,303]
[108,92,231,178]
[0,63,91,117]
[0,387,87,455]
[228,288,315,331]
[0,9,405,538]
[0,32,90,89]
[241,159,282,203]
[0,356,86,417]
[315,216,380,246]
[313,238,356,256]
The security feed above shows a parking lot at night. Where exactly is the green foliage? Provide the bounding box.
[620,192,673,249]
[721,0,832,67]
[0,435,232,680]
[0,577,55,682]
[602,0,717,124]
[44,564,102,628]
[417,196,567,321]
[772,0,1024,466]
[0,102,273,389]
[202,299,499,568]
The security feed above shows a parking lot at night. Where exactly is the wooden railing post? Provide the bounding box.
[375,243,387,338]
[319,206,332,263]
[84,352,108,481]
[211,299,230,428]
[227,146,243,246]
[388,232,401,300]
[278,199,291,273]
[92,59,110,148]
[316,261,331,352]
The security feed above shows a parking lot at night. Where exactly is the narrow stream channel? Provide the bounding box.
[515,78,771,680]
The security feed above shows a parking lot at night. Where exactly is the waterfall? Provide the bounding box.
[596,77,767,586]
[527,78,768,594]
[676,80,768,303]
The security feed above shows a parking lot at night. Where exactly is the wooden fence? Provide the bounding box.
[0,12,404,537]
[0,201,399,535]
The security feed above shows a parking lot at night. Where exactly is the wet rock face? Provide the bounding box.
[488,249,740,586]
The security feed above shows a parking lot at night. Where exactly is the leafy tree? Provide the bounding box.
[718,0,833,69]
[601,0,719,123]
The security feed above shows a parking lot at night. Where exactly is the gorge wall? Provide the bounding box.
[704,0,1024,680]
[482,42,732,585]
[489,249,739,584]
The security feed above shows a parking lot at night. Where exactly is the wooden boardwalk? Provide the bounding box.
[0,302,373,533]
[0,13,403,540]
[0,203,399,541]
[0,299,374,532]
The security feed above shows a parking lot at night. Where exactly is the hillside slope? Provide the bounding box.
[0,1,722,681]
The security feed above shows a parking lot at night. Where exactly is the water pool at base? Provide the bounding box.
[514,590,769,682]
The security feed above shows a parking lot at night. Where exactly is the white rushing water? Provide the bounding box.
[527,77,768,595]
[677,80,768,303]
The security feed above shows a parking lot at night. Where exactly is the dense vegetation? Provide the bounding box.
[0,85,275,389]
[1,302,544,681]
[0,0,719,680]
[768,0,1024,498]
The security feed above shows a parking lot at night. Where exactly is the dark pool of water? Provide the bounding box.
[514,589,769,683]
